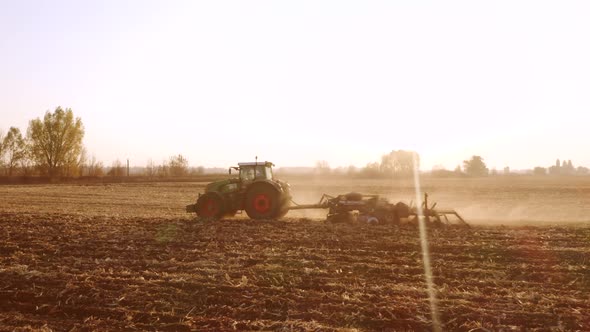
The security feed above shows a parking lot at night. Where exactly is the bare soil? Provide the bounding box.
[0,178,589,331]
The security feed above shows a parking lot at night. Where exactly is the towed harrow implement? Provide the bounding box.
[289,192,468,226]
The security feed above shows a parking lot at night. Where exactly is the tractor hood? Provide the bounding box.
[205,178,238,193]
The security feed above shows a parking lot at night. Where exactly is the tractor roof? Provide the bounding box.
[238,161,274,167]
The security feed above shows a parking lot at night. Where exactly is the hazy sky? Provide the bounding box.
[1,1,589,170]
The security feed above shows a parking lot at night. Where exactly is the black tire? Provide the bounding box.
[245,184,281,219]
[196,192,225,219]
[395,202,411,218]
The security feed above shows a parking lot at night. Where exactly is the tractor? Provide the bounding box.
[186,161,291,220]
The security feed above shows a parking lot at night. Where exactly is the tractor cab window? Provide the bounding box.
[264,166,273,179]
[240,165,273,181]
[240,167,256,181]
[255,165,273,180]
[255,166,265,179]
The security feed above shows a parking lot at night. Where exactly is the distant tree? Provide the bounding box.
[533,167,547,176]
[347,165,357,176]
[190,166,205,176]
[27,107,84,178]
[3,127,26,176]
[108,159,126,177]
[86,155,104,177]
[315,160,331,175]
[431,165,457,178]
[157,160,170,177]
[463,156,489,177]
[0,129,5,171]
[380,150,419,176]
[563,160,575,175]
[76,148,88,177]
[19,157,36,176]
[146,159,156,177]
[503,166,510,175]
[454,165,463,175]
[577,166,589,175]
[60,147,87,177]
[169,154,189,176]
[362,162,381,177]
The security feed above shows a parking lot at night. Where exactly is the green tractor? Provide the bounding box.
[186,161,291,220]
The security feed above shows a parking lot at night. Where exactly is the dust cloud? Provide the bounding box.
[284,176,590,225]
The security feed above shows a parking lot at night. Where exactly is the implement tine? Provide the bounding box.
[452,211,469,227]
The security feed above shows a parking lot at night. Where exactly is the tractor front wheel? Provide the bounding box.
[196,192,225,219]
[245,184,281,220]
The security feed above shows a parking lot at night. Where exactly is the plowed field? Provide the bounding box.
[1,178,589,331]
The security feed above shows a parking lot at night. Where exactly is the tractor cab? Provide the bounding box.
[231,161,274,182]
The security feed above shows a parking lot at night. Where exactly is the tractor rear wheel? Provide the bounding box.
[245,184,281,220]
[196,192,225,219]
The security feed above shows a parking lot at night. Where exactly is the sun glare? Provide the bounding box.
[413,152,442,332]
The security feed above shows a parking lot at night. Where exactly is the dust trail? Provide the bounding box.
[412,153,441,332]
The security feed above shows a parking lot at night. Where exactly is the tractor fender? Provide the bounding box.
[250,180,292,206]
[250,179,284,193]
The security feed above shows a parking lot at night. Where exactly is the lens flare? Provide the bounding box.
[413,153,442,332]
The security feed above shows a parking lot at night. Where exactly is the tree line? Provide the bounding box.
[0,107,200,179]
[2,108,588,179]
[0,107,84,177]
[315,152,590,177]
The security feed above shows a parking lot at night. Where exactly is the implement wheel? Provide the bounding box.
[196,192,225,219]
[245,184,281,220]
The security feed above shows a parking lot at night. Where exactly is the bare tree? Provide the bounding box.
[362,162,381,177]
[3,127,27,176]
[87,155,104,177]
[315,160,331,175]
[27,107,85,178]
[108,159,126,177]
[0,129,6,174]
[157,160,170,177]
[190,166,205,176]
[146,159,156,177]
[380,150,419,176]
[169,154,189,176]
